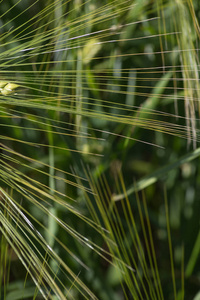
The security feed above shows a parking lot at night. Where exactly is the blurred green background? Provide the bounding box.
[0,0,200,299]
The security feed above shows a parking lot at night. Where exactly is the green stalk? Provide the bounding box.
[47,123,57,247]
[164,187,177,300]
[185,230,200,278]
[76,50,83,148]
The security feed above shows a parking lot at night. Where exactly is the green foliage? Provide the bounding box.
[0,0,200,299]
